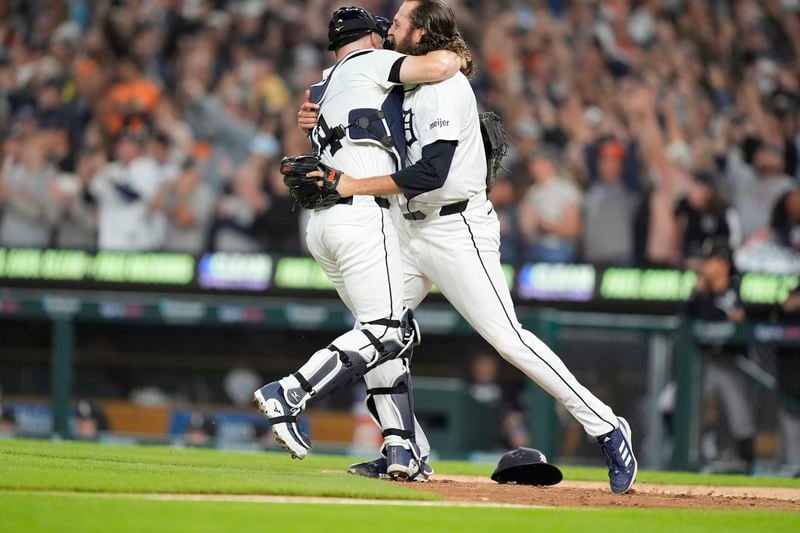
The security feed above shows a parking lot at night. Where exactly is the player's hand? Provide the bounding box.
[298,90,319,133]
[306,169,355,197]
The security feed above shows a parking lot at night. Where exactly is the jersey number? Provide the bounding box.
[312,115,343,157]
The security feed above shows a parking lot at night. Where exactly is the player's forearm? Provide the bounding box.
[338,174,401,197]
[399,50,461,84]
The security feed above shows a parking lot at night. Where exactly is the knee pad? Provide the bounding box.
[361,307,420,368]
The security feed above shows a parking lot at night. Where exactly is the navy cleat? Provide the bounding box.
[254,382,312,459]
[348,456,390,479]
[597,416,638,493]
[348,455,433,482]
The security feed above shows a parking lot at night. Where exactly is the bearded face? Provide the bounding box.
[388,1,424,56]
[390,31,422,55]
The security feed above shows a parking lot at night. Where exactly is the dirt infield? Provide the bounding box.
[137,475,800,512]
[410,475,800,512]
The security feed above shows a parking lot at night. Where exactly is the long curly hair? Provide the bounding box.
[408,0,475,79]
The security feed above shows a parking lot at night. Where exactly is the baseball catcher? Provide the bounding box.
[255,4,465,482]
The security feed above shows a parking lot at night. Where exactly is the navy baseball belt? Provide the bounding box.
[402,199,469,221]
[336,196,390,209]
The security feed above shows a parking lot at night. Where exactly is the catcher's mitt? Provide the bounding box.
[280,154,342,209]
[479,111,509,194]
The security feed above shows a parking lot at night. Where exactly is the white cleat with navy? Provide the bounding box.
[254,382,312,459]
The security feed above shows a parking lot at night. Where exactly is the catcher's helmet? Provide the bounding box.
[327,6,386,51]
[491,447,563,485]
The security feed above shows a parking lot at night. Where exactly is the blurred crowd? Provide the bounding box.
[0,0,798,272]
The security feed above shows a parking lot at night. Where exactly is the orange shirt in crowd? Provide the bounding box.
[102,79,161,135]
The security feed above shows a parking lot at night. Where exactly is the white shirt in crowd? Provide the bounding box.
[90,156,164,251]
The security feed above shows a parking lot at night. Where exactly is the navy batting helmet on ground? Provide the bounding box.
[491,447,563,485]
[327,6,384,51]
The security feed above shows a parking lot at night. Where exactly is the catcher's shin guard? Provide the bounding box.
[278,323,415,412]
[363,359,424,479]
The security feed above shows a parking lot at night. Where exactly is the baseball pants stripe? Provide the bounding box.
[402,202,618,437]
[457,212,618,434]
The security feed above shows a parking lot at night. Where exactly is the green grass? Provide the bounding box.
[1,439,798,533]
[0,492,798,533]
[0,439,433,500]
[2,438,799,497]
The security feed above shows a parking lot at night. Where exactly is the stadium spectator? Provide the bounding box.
[735,186,800,274]
[74,399,109,441]
[625,84,685,268]
[0,132,59,247]
[675,171,740,270]
[467,351,529,450]
[0,0,797,266]
[52,148,103,249]
[721,143,795,243]
[179,57,255,191]
[518,146,582,263]
[770,188,800,253]
[212,162,268,253]
[152,98,194,164]
[89,129,165,251]
[258,164,302,254]
[147,131,181,184]
[778,288,800,476]
[247,113,282,170]
[684,243,756,473]
[0,405,16,438]
[488,173,523,264]
[582,140,638,265]
[34,77,88,171]
[151,157,215,255]
[99,54,160,138]
[183,412,216,448]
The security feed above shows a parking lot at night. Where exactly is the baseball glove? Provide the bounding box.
[280,154,342,209]
[478,111,509,194]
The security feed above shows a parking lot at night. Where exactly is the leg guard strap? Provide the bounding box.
[364,318,401,328]
[293,372,314,394]
[383,428,415,440]
[269,415,297,424]
[361,330,387,358]
[329,344,353,366]
[367,382,409,395]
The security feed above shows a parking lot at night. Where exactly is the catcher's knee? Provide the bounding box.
[361,307,421,369]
